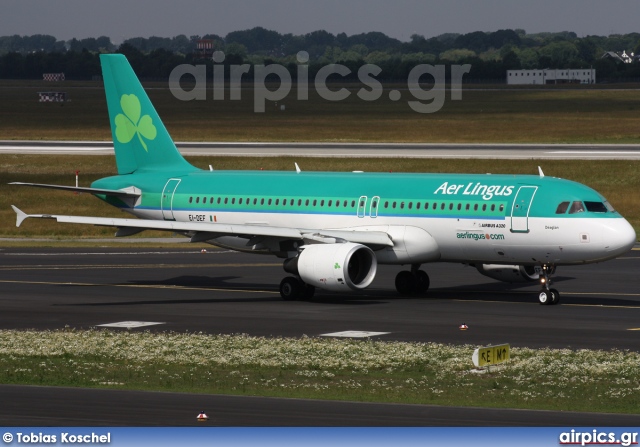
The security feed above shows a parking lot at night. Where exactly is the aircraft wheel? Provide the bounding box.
[395,270,416,295]
[415,270,430,294]
[280,277,301,301]
[550,288,560,305]
[538,289,552,305]
[301,284,316,300]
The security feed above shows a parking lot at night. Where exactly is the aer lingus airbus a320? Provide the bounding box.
[11,54,637,305]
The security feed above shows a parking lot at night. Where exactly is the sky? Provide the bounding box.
[2,0,639,43]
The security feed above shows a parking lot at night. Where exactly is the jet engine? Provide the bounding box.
[475,264,540,283]
[284,243,377,292]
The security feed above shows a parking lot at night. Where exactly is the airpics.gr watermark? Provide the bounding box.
[168,50,471,113]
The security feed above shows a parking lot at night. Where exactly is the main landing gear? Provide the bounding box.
[395,264,430,295]
[537,264,559,305]
[279,276,316,301]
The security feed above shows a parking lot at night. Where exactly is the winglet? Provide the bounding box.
[11,205,28,227]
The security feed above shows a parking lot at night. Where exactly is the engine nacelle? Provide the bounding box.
[475,264,540,283]
[291,243,377,292]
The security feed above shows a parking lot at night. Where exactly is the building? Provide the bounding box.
[194,39,214,59]
[507,69,596,85]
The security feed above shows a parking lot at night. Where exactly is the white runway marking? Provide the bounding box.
[321,331,390,338]
[97,321,165,328]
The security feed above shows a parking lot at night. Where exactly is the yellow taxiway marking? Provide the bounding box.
[628,328,640,331]
[0,279,279,295]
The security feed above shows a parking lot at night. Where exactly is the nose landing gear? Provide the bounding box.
[538,264,559,305]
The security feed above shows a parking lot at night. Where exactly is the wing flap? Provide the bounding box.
[11,207,394,247]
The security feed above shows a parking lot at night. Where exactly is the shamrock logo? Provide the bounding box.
[334,262,341,269]
[114,94,157,151]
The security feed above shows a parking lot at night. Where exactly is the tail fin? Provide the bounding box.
[100,54,196,175]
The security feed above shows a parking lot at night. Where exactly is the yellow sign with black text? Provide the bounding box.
[472,344,510,368]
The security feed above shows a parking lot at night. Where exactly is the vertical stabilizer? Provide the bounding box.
[100,54,196,174]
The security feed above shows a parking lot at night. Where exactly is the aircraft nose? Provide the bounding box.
[604,218,637,255]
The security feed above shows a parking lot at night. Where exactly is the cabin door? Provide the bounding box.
[161,179,181,221]
[510,186,537,233]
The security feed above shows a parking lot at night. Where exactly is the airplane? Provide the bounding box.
[10,54,637,305]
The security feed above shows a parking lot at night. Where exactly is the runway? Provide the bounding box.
[2,140,640,159]
[0,246,639,426]
[1,247,639,349]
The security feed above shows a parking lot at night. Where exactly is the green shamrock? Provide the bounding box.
[114,94,157,151]
[334,262,341,269]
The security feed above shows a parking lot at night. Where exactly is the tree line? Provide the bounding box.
[1,28,640,81]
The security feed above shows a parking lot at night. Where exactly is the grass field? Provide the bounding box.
[2,81,640,143]
[1,330,639,414]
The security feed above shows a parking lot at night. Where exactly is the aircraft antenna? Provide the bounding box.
[538,166,545,178]
[295,163,301,174]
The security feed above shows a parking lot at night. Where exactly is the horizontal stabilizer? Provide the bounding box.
[9,182,141,198]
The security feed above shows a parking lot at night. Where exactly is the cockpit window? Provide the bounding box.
[568,201,585,214]
[584,201,608,213]
[555,201,570,214]
[604,201,616,213]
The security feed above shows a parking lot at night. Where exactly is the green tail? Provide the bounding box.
[100,54,196,175]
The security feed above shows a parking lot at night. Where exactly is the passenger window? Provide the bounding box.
[210,197,214,204]
[384,201,389,208]
[465,204,470,211]
[321,200,325,206]
[231,198,235,204]
[239,198,243,204]
[196,197,200,204]
[440,203,445,210]
[400,202,405,209]
[189,197,193,203]
[305,199,309,206]
[432,203,437,210]
[474,204,478,211]
[568,201,585,214]
[343,200,347,207]
[298,199,302,206]
[416,202,421,210]
[260,198,264,205]
[482,204,486,211]
[313,200,317,206]
[491,204,495,211]
[217,197,221,204]
[393,202,397,209]
[328,200,332,207]
[499,204,504,212]
[268,199,272,205]
[408,202,412,209]
[449,203,453,210]
[351,200,355,207]
[555,201,570,214]
[253,198,257,205]
[224,198,228,204]
[457,203,461,210]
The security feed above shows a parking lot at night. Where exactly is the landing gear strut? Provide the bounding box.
[395,264,430,295]
[538,264,559,305]
[279,276,315,301]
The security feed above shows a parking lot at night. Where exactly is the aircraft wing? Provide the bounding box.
[11,206,393,248]
[9,182,141,198]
